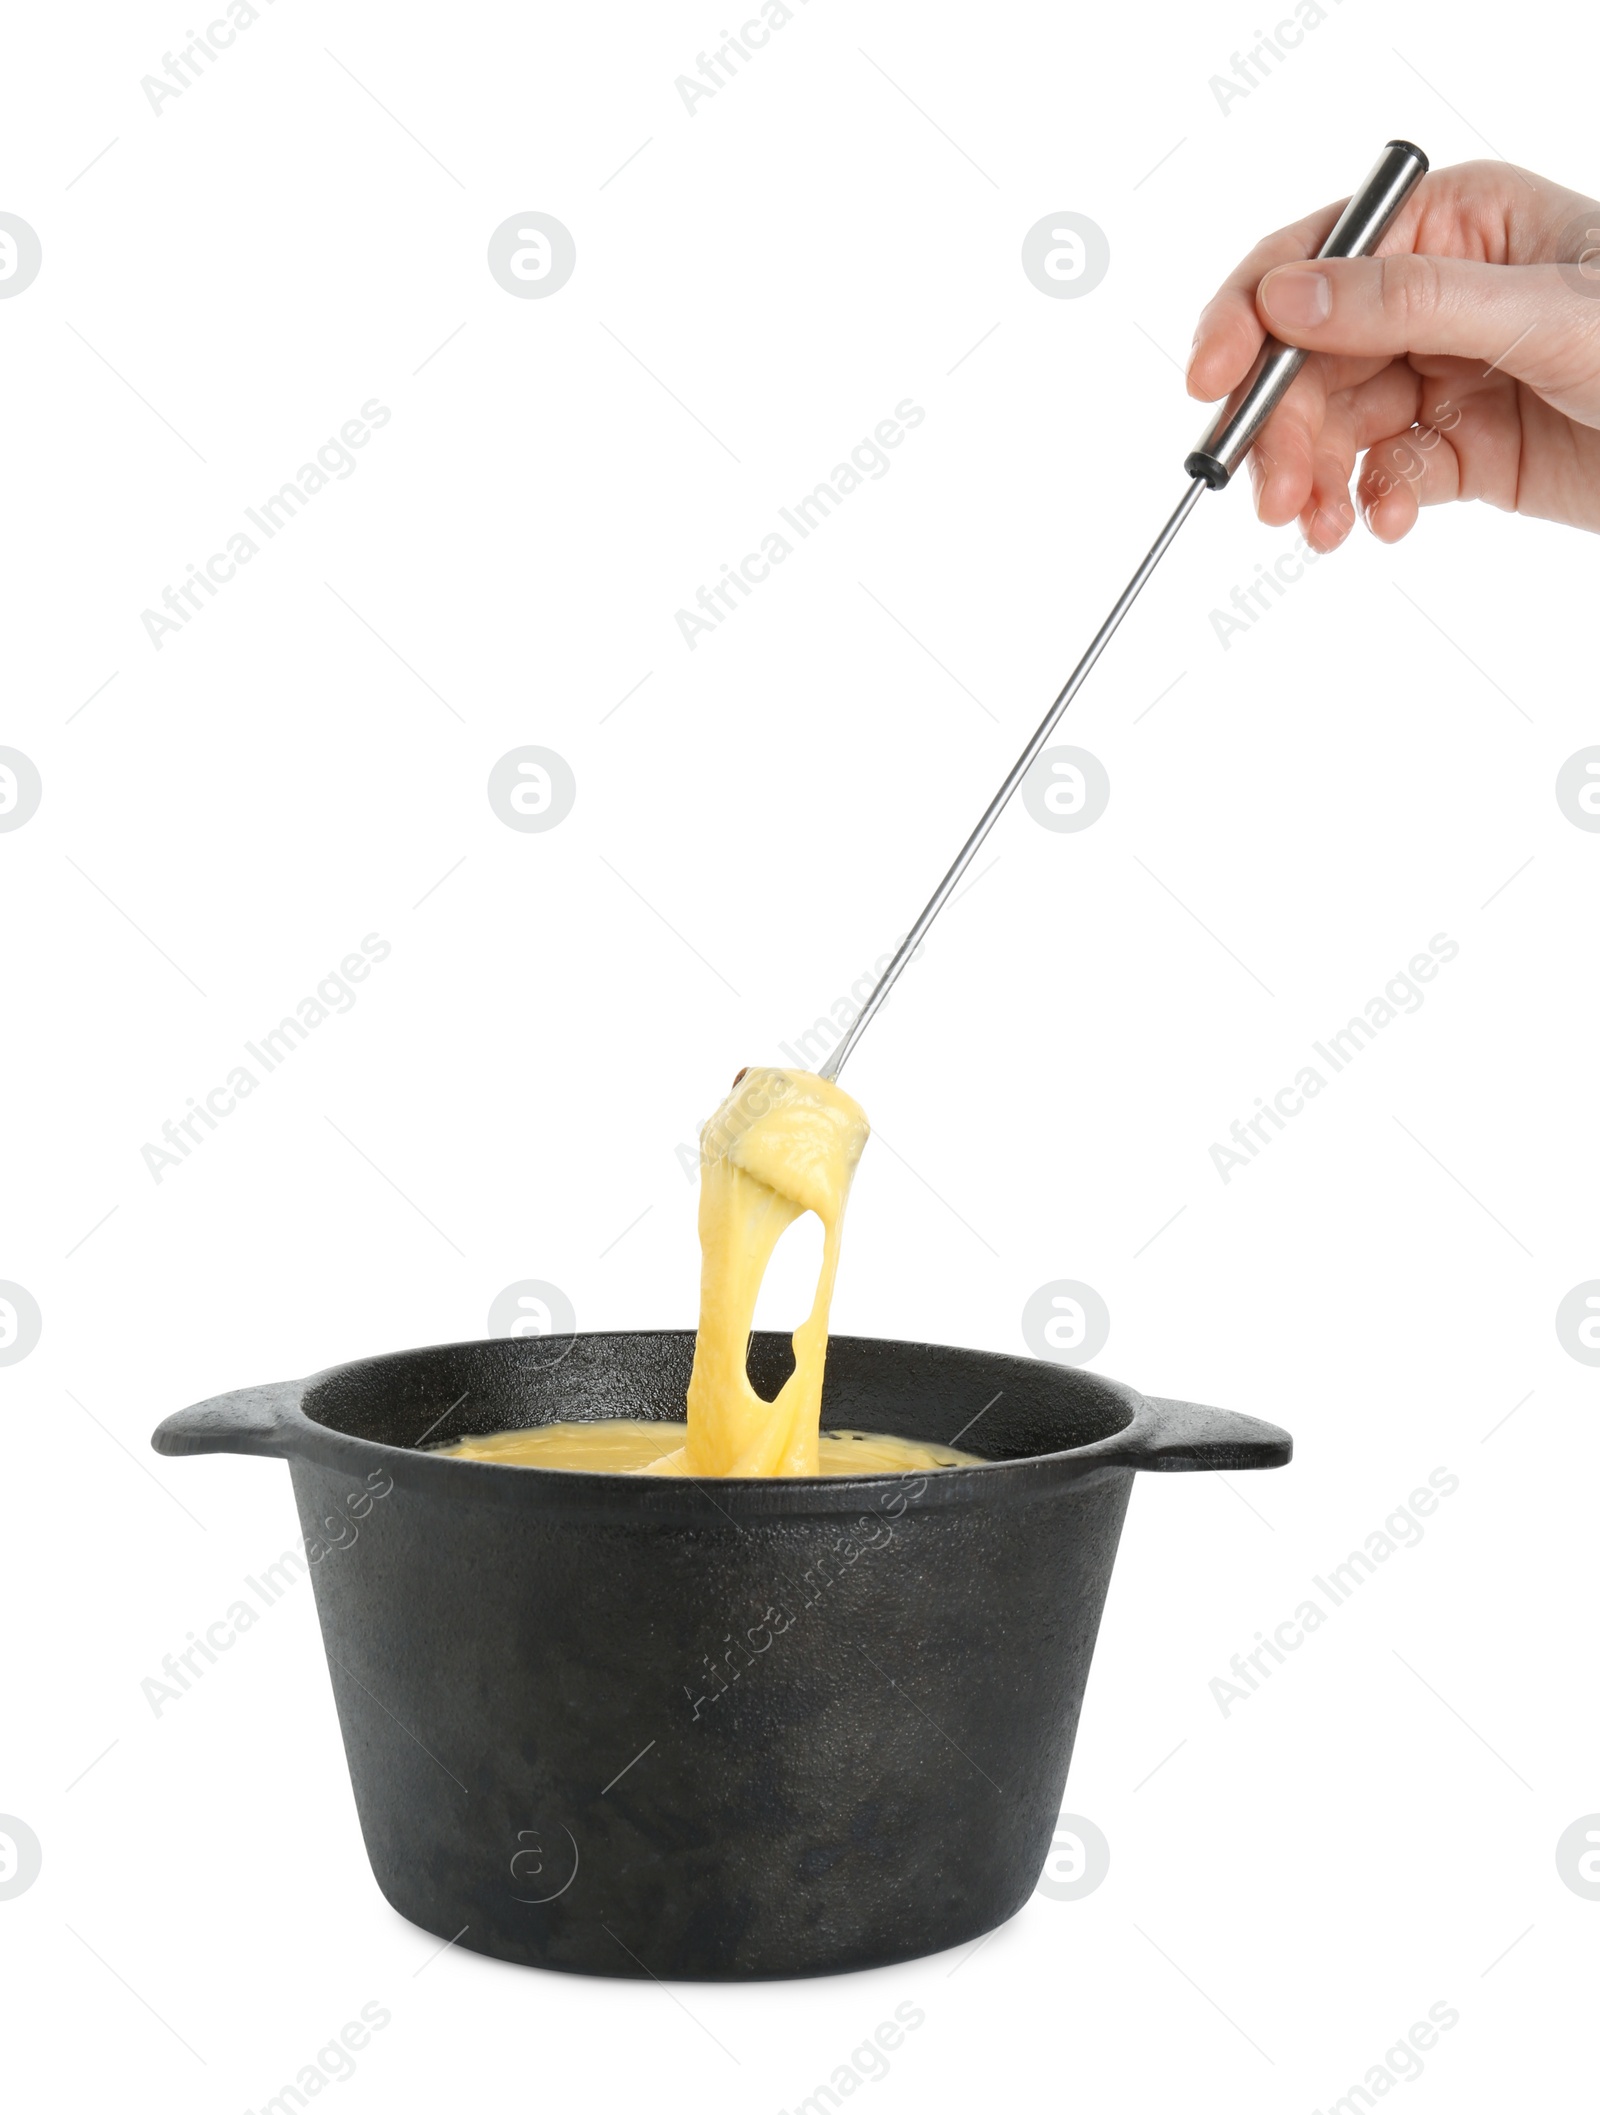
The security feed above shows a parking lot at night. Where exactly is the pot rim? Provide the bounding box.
[150,1329,1292,1515]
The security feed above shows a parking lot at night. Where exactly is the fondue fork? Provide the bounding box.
[820,140,1428,1083]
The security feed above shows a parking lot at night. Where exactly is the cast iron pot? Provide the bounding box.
[151,1330,1289,1981]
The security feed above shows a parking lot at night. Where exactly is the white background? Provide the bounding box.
[3,1,1597,2108]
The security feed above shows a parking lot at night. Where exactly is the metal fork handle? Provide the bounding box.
[1184,138,1428,489]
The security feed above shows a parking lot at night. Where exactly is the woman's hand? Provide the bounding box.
[1186,160,1600,546]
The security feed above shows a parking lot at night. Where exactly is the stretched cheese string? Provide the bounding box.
[441,1066,983,1476]
[648,1067,868,1478]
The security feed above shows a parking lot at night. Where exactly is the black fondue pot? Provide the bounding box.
[152,1330,1290,1980]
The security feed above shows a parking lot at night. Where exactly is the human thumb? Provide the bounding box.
[1255,253,1596,386]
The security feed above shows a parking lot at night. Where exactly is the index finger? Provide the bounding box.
[1187,198,1348,401]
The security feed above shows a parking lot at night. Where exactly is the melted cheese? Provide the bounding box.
[437,1065,978,1478]
[440,1421,983,1476]
[654,1066,869,1477]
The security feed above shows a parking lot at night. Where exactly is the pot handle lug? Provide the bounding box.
[1091,1396,1292,1473]
[150,1379,306,1460]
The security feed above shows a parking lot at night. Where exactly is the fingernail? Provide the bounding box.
[1261,266,1332,328]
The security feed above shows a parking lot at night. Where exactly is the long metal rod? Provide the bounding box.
[820,475,1206,1081]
